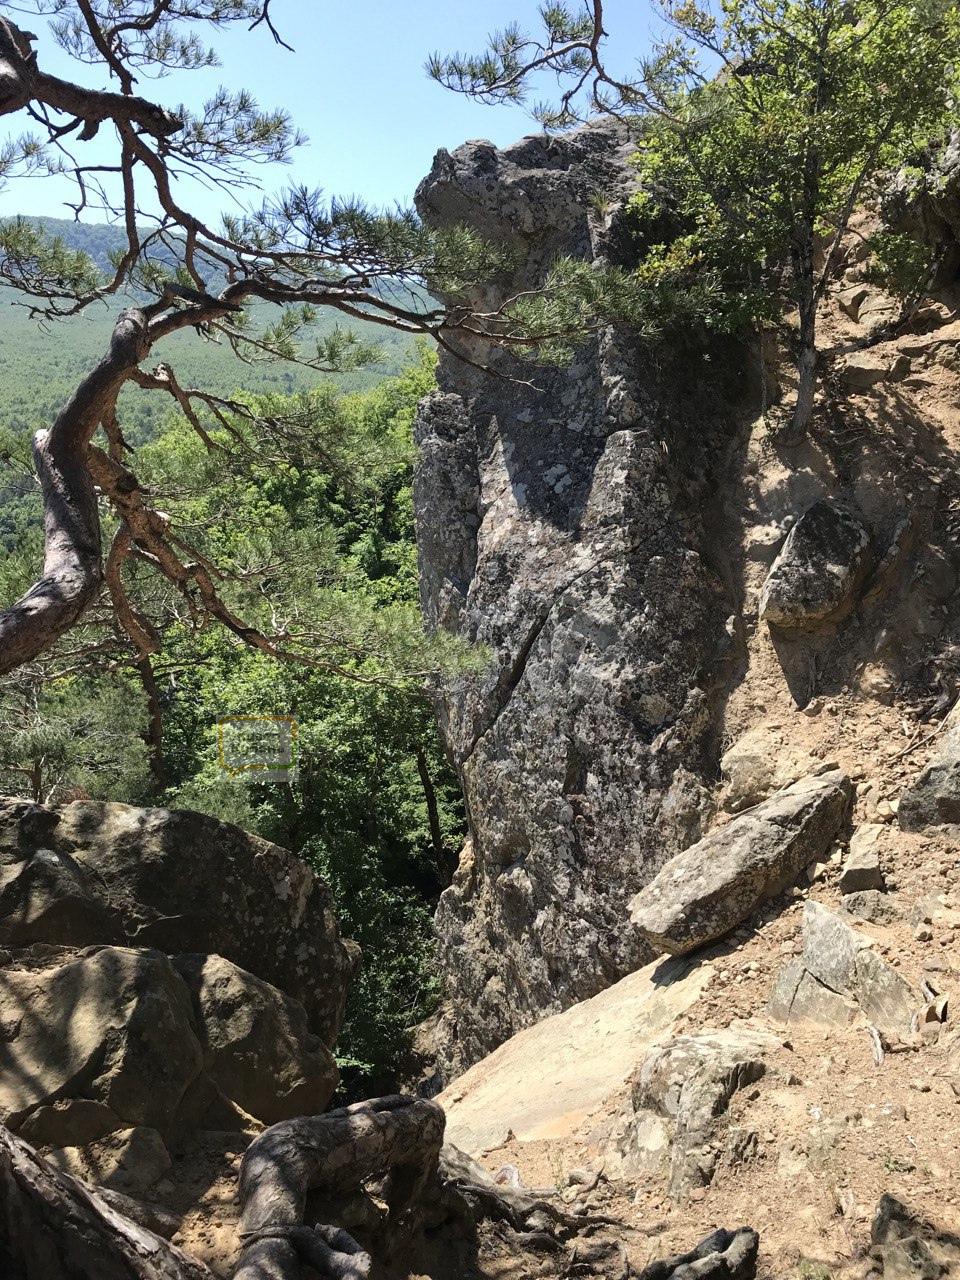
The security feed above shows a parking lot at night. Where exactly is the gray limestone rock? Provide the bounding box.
[414,121,736,1075]
[759,501,874,630]
[767,958,859,1028]
[802,900,873,993]
[770,903,919,1034]
[629,772,851,956]
[840,824,886,893]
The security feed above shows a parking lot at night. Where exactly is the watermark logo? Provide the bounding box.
[217,716,297,781]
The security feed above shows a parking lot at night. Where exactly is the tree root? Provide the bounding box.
[0,1123,214,1280]
[234,1094,445,1280]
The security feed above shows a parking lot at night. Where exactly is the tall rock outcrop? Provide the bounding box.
[414,122,739,1077]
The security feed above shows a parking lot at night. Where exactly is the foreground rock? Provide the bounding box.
[437,956,713,1153]
[0,798,358,1042]
[768,902,920,1034]
[624,1026,782,1201]
[898,704,960,830]
[0,799,353,1152]
[629,771,851,956]
[871,1194,960,1280]
[0,946,202,1136]
[759,500,873,629]
[415,120,736,1076]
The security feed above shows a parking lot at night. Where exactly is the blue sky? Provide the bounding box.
[0,0,658,223]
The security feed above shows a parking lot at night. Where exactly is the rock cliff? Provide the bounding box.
[414,123,742,1076]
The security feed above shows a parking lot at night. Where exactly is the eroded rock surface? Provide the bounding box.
[629,1026,782,1202]
[415,121,737,1076]
[629,772,851,956]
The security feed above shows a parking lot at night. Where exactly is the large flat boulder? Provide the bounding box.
[0,799,359,1043]
[629,771,852,956]
[437,956,713,1153]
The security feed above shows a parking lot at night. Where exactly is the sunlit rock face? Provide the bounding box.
[414,121,740,1079]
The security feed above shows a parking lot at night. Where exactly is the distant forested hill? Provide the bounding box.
[0,216,419,443]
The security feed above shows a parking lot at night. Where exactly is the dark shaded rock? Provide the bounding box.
[173,953,338,1125]
[637,1227,759,1280]
[629,772,851,956]
[898,705,960,831]
[18,1100,121,1149]
[0,798,359,1043]
[759,500,873,629]
[871,1195,960,1280]
[0,946,202,1137]
[415,121,737,1075]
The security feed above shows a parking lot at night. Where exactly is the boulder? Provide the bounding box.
[629,771,851,956]
[871,1194,960,1280]
[767,958,859,1027]
[898,705,960,830]
[839,824,886,893]
[768,903,919,1034]
[0,798,359,1043]
[18,1100,122,1150]
[758,501,873,630]
[631,1026,782,1200]
[173,954,338,1125]
[0,946,202,1136]
[842,352,889,387]
[437,956,713,1153]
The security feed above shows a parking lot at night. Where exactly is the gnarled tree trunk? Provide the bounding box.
[0,1123,214,1280]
